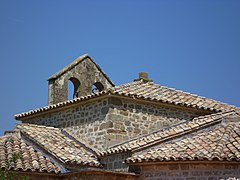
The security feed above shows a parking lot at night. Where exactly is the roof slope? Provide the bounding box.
[0,133,61,173]
[126,122,240,163]
[15,80,239,120]
[101,111,240,156]
[16,124,101,168]
[111,81,238,112]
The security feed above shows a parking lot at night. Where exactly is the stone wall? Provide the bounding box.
[24,97,205,152]
[18,170,139,180]
[25,98,109,151]
[139,163,240,180]
[101,153,131,172]
[105,97,204,147]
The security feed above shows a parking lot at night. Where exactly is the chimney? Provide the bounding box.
[134,72,153,82]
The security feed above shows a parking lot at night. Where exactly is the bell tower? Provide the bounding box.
[47,54,114,105]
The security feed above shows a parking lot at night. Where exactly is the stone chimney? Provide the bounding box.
[134,72,153,82]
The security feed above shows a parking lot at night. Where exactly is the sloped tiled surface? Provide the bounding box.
[17,124,101,167]
[101,111,240,156]
[126,122,240,163]
[111,81,238,112]
[0,134,61,173]
[15,80,240,119]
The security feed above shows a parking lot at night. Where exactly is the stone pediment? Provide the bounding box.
[47,54,114,105]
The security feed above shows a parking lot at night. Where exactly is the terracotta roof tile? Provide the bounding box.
[126,122,240,163]
[15,81,239,120]
[100,111,240,156]
[0,133,61,173]
[111,81,238,111]
[16,124,101,167]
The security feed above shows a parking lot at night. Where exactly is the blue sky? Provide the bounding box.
[0,0,240,135]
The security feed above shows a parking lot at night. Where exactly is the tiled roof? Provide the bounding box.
[16,124,101,168]
[100,111,240,156]
[126,122,240,163]
[48,54,114,86]
[15,80,239,120]
[111,81,238,112]
[0,133,61,173]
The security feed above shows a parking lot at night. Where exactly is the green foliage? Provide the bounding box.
[8,153,21,164]
[0,152,28,180]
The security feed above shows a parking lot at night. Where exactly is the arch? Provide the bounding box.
[68,77,81,99]
[92,82,104,94]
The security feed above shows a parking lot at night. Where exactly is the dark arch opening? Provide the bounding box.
[92,82,104,94]
[68,77,81,100]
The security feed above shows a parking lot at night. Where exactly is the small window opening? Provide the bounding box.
[68,77,81,100]
[92,82,104,94]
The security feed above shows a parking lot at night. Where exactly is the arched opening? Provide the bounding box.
[68,77,81,100]
[92,82,104,94]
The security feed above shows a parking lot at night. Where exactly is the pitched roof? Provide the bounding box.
[111,81,238,112]
[126,122,240,164]
[16,124,101,168]
[47,54,114,86]
[0,133,61,173]
[15,80,239,120]
[100,111,240,156]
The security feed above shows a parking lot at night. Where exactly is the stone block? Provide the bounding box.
[186,177,196,180]
[133,128,141,134]
[99,121,113,130]
[107,129,127,135]
[125,120,131,126]
[108,114,124,122]
[116,135,122,141]
[207,177,217,180]
[120,110,129,116]
[168,171,181,176]
[191,171,203,176]
[101,107,109,114]
[109,97,123,106]
[106,134,114,141]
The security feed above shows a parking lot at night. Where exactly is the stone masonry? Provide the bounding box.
[138,163,240,180]
[48,54,114,105]
[101,153,131,172]
[24,97,206,152]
